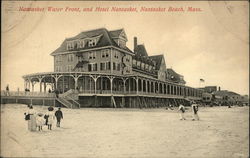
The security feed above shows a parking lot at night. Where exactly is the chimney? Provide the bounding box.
[218,86,221,91]
[134,37,137,52]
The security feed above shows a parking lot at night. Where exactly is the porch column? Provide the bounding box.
[39,78,42,92]
[136,77,138,95]
[128,78,131,93]
[54,76,59,90]
[141,79,143,93]
[110,77,114,94]
[169,85,172,95]
[28,80,31,90]
[148,82,151,93]
[32,82,35,92]
[153,82,155,94]
[44,82,46,92]
[94,78,97,94]
[74,77,78,90]
[123,78,126,94]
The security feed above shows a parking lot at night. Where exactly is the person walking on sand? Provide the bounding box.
[55,108,63,127]
[178,104,186,120]
[191,101,199,121]
[46,107,55,130]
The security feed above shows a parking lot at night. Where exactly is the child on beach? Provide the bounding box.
[178,104,186,120]
[46,107,55,130]
[36,113,45,131]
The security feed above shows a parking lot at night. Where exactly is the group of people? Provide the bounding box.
[24,105,63,132]
[178,101,200,121]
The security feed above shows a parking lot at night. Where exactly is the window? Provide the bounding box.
[101,49,109,58]
[126,57,130,62]
[88,38,97,47]
[114,50,119,59]
[132,59,136,66]
[89,51,96,59]
[66,65,73,72]
[117,63,120,71]
[100,63,106,71]
[93,63,97,71]
[55,55,62,63]
[118,40,126,48]
[88,63,97,71]
[113,62,116,70]
[136,61,140,68]
[77,56,83,62]
[77,40,85,48]
[67,42,74,50]
[106,62,111,70]
[68,54,74,62]
[88,64,92,71]
[55,66,61,72]
[141,63,145,70]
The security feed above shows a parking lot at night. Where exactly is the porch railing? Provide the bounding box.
[1,90,55,97]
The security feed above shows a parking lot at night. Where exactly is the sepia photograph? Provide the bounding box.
[1,1,249,157]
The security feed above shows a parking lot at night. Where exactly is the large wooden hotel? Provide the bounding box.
[21,28,203,108]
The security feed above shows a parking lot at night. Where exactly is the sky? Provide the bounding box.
[1,1,249,95]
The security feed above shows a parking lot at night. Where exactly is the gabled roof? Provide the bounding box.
[167,68,183,77]
[51,28,133,56]
[109,29,123,38]
[213,90,240,96]
[149,55,164,70]
[166,68,186,84]
[134,44,148,57]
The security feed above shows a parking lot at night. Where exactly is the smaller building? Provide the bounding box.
[199,86,217,93]
[212,90,245,105]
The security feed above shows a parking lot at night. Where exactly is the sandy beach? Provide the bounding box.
[1,104,249,158]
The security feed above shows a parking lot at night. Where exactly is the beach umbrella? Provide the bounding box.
[48,106,54,111]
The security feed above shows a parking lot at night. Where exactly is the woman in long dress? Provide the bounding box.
[27,105,36,131]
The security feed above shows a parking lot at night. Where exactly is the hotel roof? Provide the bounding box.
[51,28,133,55]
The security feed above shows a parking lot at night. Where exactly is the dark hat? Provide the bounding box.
[48,106,54,111]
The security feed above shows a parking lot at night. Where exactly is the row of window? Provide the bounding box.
[66,38,98,50]
[56,50,121,62]
[55,65,74,72]
[89,50,119,59]
[133,60,155,71]
[55,54,74,62]
[88,62,121,71]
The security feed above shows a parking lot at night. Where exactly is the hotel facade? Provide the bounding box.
[22,28,203,108]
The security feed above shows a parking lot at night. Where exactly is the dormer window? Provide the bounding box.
[77,40,85,49]
[88,38,97,47]
[67,42,74,50]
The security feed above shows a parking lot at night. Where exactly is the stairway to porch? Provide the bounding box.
[57,89,80,109]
